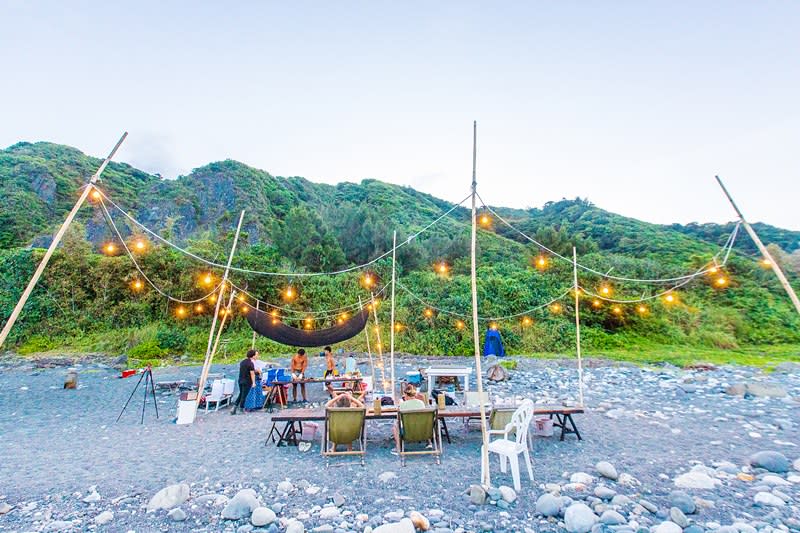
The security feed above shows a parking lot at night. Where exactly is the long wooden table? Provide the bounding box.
[266,404,584,446]
[263,376,363,410]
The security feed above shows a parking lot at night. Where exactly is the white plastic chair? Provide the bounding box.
[221,379,235,397]
[204,379,228,412]
[463,391,491,431]
[481,399,534,490]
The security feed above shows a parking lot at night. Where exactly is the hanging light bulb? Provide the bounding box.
[637,305,648,315]
[489,322,498,331]
[550,303,562,314]
[664,293,677,304]
[423,308,434,318]
[612,305,622,315]
[283,286,296,301]
[194,304,204,313]
[361,273,374,288]
[436,261,449,275]
[760,258,772,268]
[455,320,465,330]
[715,276,728,287]
[240,305,249,314]
[592,299,602,308]
[208,293,217,303]
[535,255,548,270]
[479,213,491,227]
[521,316,532,327]
[90,188,102,201]
[176,306,187,318]
[708,266,719,275]
[103,243,116,255]
[394,323,403,332]
[132,239,146,252]
[304,316,313,329]
[201,273,214,286]
[130,279,143,291]
[599,284,612,296]
[237,294,245,303]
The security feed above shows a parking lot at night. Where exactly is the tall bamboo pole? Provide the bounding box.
[197,210,246,405]
[251,301,259,350]
[470,121,491,488]
[370,293,388,394]
[0,132,128,349]
[389,230,397,401]
[573,247,584,406]
[359,296,377,392]
[715,176,800,315]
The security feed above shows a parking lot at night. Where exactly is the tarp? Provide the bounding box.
[246,305,369,347]
[483,329,505,357]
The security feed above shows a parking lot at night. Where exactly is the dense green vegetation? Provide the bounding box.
[1,141,799,366]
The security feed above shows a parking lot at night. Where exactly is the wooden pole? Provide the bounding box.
[389,230,397,401]
[573,247,584,406]
[360,296,377,393]
[370,293,388,396]
[715,176,800,315]
[197,210,246,405]
[251,301,259,350]
[470,121,491,488]
[0,132,128,349]
[208,289,237,372]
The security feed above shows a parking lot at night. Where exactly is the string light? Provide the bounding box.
[103,243,116,255]
[132,239,146,252]
[423,308,434,318]
[131,279,143,291]
[479,213,491,227]
[664,293,677,304]
[437,262,449,275]
[535,255,548,270]
[394,323,403,332]
[304,317,313,329]
[208,293,218,303]
[592,299,602,309]
[240,305,249,314]
[361,273,375,289]
[521,316,532,327]
[489,322,498,331]
[90,188,102,201]
[550,303,562,314]
[283,286,296,301]
[611,305,622,315]
[237,294,246,303]
[637,305,648,315]
[599,284,612,296]
[194,304,204,313]
[455,320,465,330]
[175,306,187,318]
[760,258,772,268]
[201,273,214,286]
[715,277,728,287]
[708,267,719,275]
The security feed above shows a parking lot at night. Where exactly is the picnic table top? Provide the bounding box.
[265,376,363,385]
[269,404,584,422]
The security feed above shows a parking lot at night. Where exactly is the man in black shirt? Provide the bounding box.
[231,349,257,414]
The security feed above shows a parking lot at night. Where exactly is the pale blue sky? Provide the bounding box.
[2,1,799,230]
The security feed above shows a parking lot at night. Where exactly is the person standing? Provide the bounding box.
[290,348,308,402]
[231,349,257,415]
[324,346,336,378]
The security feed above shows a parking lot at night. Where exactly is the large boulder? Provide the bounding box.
[535,493,561,517]
[251,507,276,526]
[147,483,190,511]
[564,503,598,533]
[487,364,510,382]
[749,451,790,473]
[221,489,261,520]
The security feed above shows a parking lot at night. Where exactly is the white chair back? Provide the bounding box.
[208,379,224,400]
[221,379,235,395]
[510,399,535,446]
[361,376,373,392]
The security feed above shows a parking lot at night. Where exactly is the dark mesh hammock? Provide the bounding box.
[245,306,369,347]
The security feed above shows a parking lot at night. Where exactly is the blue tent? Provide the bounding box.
[483,329,506,357]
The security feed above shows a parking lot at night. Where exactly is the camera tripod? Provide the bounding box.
[116,365,159,423]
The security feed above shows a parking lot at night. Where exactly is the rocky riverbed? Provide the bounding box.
[0,355,799,533]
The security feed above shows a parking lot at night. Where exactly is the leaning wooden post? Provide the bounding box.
[0,132,128,349]
[573,247,585,407]
[197,210,246,405]
[715,176,800,316]
[470,121,491,488]
[359,296,377,392]
[389,230,397,401]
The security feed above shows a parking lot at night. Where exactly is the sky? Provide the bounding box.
[2,1,799,230]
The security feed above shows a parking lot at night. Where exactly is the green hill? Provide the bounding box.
[1,141,799,365]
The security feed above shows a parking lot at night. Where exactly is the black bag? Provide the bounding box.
[431,389,457,405]
[380,396,395,406]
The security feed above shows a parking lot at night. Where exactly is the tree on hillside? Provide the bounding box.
[274,207,346,271]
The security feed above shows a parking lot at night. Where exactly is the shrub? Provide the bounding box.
[156,327,188,353]
[128,339,167,359]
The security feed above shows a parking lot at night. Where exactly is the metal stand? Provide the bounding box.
[116,365,159,423]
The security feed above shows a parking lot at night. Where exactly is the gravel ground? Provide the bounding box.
[0,355,799,533]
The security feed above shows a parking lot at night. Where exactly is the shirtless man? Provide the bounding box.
[290,348,308,402]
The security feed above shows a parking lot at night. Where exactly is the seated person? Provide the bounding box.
[325,392,365,452]
[392,384,427,453]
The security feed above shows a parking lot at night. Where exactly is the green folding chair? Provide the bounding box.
[322,407,367,467]
[397,407,441,466]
